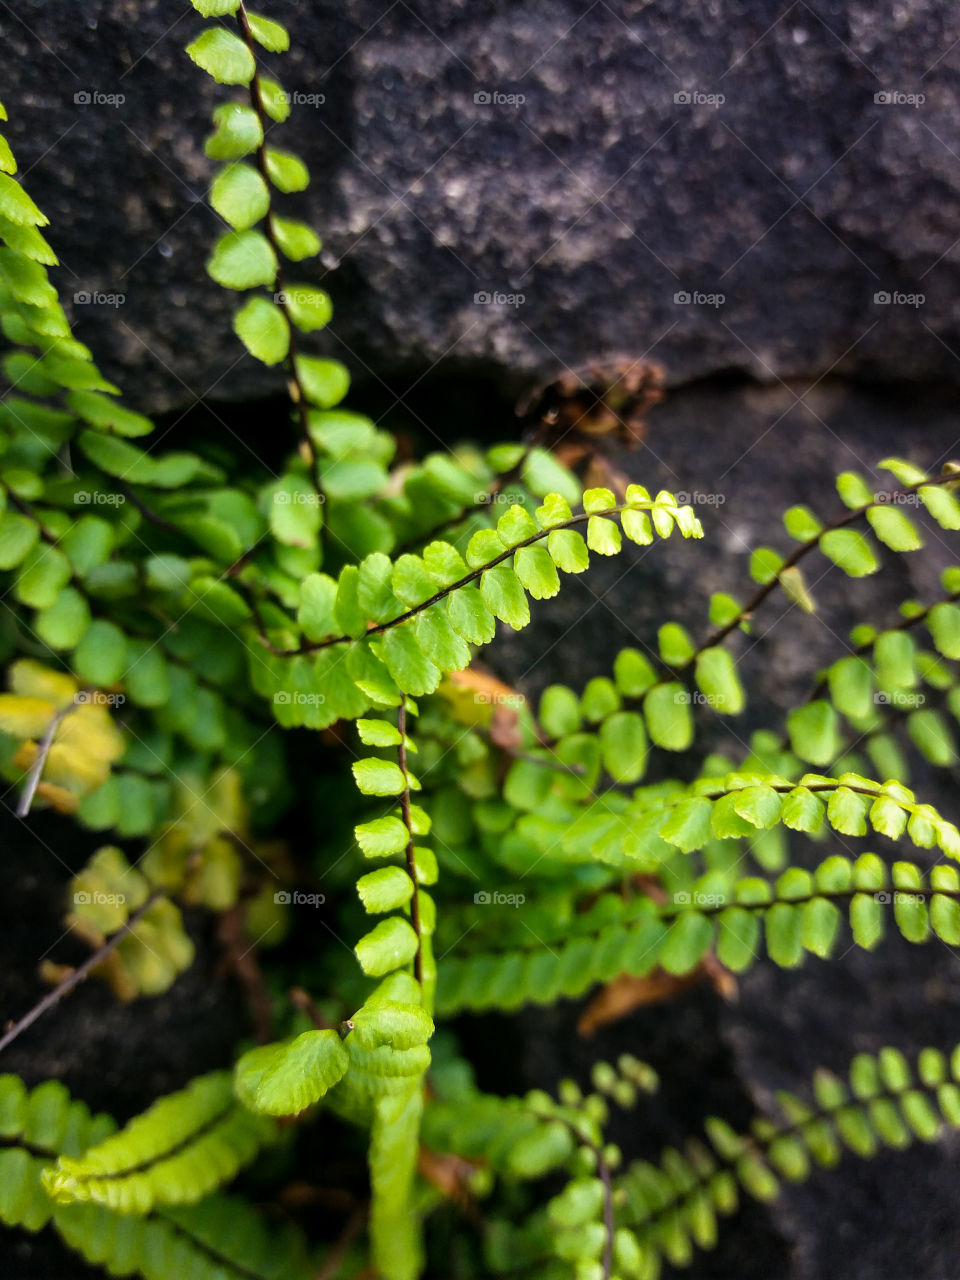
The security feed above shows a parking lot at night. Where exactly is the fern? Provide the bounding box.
[0,4,958,1279]
[0,1075,313,1279]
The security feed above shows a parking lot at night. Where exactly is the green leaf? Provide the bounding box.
[355,917,419,976]
[233,296,289,365]
[658,622,695,666]
[581,677,620,723]
[246,11,290,51]
[296,356,350,409]
[298,572,338,641]
[356,816,409,858]
[207,229,277,290]
[783,505,823,541]
[539,685,581,737]
[586,516,621,555]
[907,708,957,767]
[522,448,580,503]
[849,892,885,950]
[643,683,693,751]
[282,285,332,333]
[867,504,923,552]
[836,471,875,508]
[73,620,127,686]
[874,631,916,689]
[826,787,870,836]
[15,545,71,609]
[382,625,441,696]
[514,545,560,599]
[447,585,495,645]
[265,149,309,193]
[273,216,321,261]
[258,77,291,123]
[0,172,49,227]
[827,656,874,720]
[920,484,960,529]
[599,711,648,783]
[210,163,269,230]
[800,897,841,958]
[927,602,960,660]
[781,786,825,833]
[613,648,657,697]
[819,529,879,577]
[786,701,841,765]
[660,797,714,852]
[357,867,415,913]
[716,907,761,971]
[186,28,255,85]
[480,565,529,630]
[694,647,745,713]
[190,0,240,14]
[546,528,589,574]
[352,758,407,797]
[66,389,151,438]
[205,104,262,160]
[621,507,653,545]
[269,474,322,547]
[660,912,713,975]
[0,512,39,569]
[749,547,784,585]
[235,1030,348,1115]
[733,785,782,829]
[35,588,90,650]
[764,902,803,966]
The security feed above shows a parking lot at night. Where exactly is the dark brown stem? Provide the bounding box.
[236,2,324,500]
[0,888,166,1055]
[397,702,424,986]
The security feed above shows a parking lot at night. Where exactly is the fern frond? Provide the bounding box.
[43,1071,277,1212]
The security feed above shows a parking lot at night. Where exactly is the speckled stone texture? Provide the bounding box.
[2,1,959,411]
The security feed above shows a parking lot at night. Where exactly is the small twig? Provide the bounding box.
[16,700,80,818]
[290,985,332,1030]
[0,888,166,1055]
[397,702,424,986]
[118,483,181,534]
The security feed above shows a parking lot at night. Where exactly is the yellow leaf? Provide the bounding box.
[10,659,78,709]
[0,693,56,739]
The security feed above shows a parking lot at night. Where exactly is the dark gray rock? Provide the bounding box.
[3,1,960,413]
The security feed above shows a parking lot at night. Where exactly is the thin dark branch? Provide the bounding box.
[0,888,166,1055]
[16,699,79,817]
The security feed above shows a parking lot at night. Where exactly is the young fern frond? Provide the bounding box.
[0,1074,314,1280]
[42,1072,277,1213]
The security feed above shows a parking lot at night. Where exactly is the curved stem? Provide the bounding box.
[0,888,166,1055]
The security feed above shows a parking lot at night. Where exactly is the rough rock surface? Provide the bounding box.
[2,1,960,412]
